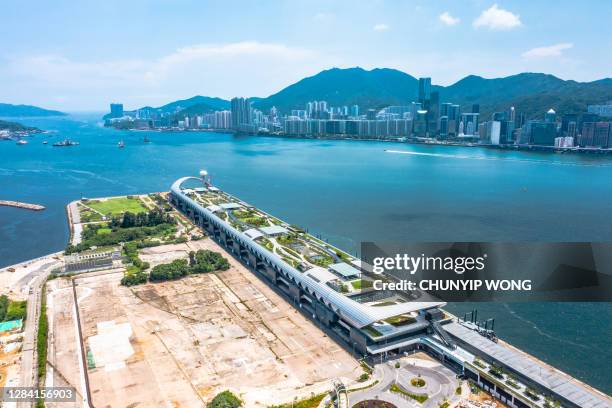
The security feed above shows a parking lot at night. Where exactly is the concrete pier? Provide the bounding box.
[0,200,46,211]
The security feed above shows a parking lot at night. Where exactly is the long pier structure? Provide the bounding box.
[0,200,45,211]
[169,174,611,408]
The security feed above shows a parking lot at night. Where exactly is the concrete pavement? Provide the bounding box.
[15,256,61,408]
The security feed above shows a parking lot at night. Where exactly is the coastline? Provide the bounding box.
[110,125,612,155]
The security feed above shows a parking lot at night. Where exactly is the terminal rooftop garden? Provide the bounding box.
[184,186,422,336]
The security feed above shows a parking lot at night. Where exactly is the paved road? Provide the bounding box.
[16,257,61,408]
[349,359,461,408]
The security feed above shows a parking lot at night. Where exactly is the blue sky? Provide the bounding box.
[1,0,610,111]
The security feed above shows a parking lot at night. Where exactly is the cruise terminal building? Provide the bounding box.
[170,175,612,408]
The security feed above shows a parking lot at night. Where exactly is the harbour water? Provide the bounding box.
[1,114,611,393]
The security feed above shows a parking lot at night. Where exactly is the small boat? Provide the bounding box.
[118,140,125,148]
[16,139,28,145]
[53,138,80,147]
[143,136,151,143]
[43,141,48,144]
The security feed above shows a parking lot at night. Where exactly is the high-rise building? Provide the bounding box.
[460,113,479,136]
[579,122,610,148]
[230,97,253,129]
[110,103,124,118]
[520,121,557,146]
[515,112,526,129]
[483,121,502,144]
[440,103,452,117]
[561,114,578,136]
[439,116,449,138]
[587,101,612,117]
[492,112,507,121]
[472,104,480,114]
[428,91,440,134]
[500,121,515,144]
[413,110,428,136]
[579,113,599,134]
[509,106,516,123]
[418,77,431,105]
[545,108,556,123]
[350,105,359,118]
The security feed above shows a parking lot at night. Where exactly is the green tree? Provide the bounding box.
[207,391,242,408]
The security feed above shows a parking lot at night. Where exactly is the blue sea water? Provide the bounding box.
[1,114,611,393]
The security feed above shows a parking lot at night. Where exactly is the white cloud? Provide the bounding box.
[522,43,573,59]
[373,23,390,32]
[439,12,460,26]
[473,4,522,30]
[2,41,337,110]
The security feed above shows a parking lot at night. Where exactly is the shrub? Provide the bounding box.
[121,270,148,286]
[191,250,230,273]
[0,295,8,321]
[411,377,426,387]
[5,300,27,321]
[525,388,541,401]
[150,259,190,282]
[207,390,242,408]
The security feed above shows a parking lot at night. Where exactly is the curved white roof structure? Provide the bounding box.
[171,176,445,329]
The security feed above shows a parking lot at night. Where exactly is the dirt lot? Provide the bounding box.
[54,239,360,407]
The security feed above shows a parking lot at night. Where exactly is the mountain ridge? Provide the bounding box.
[0,103,66,117]
[126,68,612,120]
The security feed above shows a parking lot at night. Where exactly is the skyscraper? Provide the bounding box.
[110,103,124,118]
[230,97,253,129]
[428,91,440,135]
[418,77,431,105]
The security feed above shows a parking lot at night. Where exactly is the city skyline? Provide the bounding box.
[1,0,611,111]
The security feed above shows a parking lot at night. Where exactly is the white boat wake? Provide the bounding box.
[384,149,612,167]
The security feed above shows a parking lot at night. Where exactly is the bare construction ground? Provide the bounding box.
[52,239,360,407]
[46,278,86,408]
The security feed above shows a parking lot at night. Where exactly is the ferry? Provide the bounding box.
[52,138,80,147]
[16,139,28,145]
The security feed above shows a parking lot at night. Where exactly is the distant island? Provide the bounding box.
[0,103,66,117]
[0,120,38,132]
[0,120,42,139]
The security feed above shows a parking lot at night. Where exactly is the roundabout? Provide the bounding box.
[348,353,461,408]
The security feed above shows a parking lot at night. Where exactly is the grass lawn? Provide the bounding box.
[270,393,326,408]
[384,314,417,326]
[78,204,104,222]
[96,227,112,235]
[351,279,373,290]
[87,197,147,216]
[390,383,428,403]
[372,301,397,307]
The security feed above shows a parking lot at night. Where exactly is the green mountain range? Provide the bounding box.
[0,103,66,117]
[128,68,612,120]
[253,68,612,119]
[112,96,230,120]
